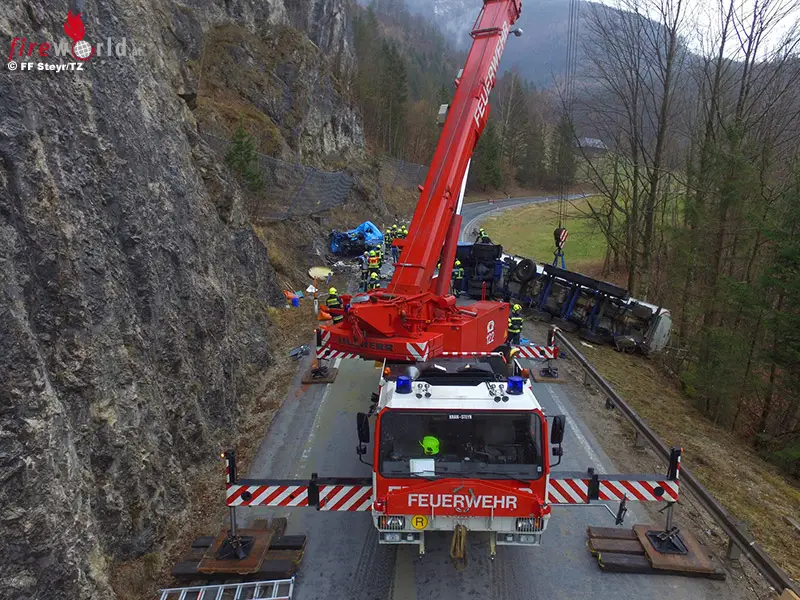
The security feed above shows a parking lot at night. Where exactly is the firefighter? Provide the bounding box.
[507,303,523,345]
[384,228,393,256]
[359,251,370,291]
[476,227,491,243]
[368,271,381,290]
[400,226,408,239]
[375,243,383,268]
[452,259,464,296]
[391,239,399,264]
[419,435,440,456]
[368,250,380,279]
[326,288,344,324]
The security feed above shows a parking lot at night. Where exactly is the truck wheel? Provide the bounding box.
[580,329,606,345]
[553,318,579,333]
[530,308,552,323]
[511,259,537,283]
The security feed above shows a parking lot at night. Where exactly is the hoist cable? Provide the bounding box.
[557,0,580,231]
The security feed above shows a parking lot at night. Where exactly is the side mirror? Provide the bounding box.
[356,412,370,444]
[550,415,566,445]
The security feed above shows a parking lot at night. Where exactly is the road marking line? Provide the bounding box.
[546,384,604,467]
[294,377,335,477]
[392,546,418,600]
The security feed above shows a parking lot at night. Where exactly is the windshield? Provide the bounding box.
[378,410,544,481]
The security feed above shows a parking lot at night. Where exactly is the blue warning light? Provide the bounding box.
[396,375,413,394]
[507,376,524,395]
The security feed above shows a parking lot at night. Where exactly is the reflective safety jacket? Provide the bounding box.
[508,314,523,334]
[326,295,344,323]
[452,266,464,280]
[368,256,380,269]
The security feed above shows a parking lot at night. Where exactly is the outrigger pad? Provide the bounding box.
[646,528,689,555]
[216,536,256,560]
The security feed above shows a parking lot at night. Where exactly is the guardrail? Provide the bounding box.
[553,329,799,596]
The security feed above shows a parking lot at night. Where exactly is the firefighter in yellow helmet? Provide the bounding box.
[368,271,381,290]
[367,249,380,279]
[452,259,464,297]
[326,287,344,324]
[507,303,523,345]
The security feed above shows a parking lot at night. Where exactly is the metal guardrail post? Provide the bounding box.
[553,330,799,596]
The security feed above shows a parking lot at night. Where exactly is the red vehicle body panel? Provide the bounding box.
[372,407,551,519]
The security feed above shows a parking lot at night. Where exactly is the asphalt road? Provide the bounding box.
[242,202,733,599]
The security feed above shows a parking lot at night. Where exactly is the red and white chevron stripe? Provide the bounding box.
[316,349,359,360]
[516,345,559,360]
[547,478,679,504]
[406,341,429,362]
[318,484,373,511]
[226,484,373,511]
[440,351,505,357]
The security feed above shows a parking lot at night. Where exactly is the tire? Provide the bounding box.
[467,279,489,299]
[530,308,553,323]
[553,318,580,333]
[511,259,536,283]
[580,329,605,344]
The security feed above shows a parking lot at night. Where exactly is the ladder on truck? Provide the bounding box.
[158,578,294,600]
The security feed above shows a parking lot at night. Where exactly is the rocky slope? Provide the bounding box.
[0,0,362,598]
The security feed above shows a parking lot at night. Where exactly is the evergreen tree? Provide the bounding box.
[550,114,576,188]
[225,119,263,192]
[474,120,503,190]
[517,116,546,187]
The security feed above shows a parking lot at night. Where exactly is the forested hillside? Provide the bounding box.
[573,0,800,474]
[351,0,575,192]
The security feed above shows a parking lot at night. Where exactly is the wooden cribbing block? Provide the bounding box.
[588,538,645,556]
[587,527,638,540]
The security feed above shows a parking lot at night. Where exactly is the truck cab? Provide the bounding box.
[357,355,564,555]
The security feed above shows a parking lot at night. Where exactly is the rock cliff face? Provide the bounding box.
[0,0,362,598]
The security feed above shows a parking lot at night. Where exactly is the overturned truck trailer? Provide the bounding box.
[452,242,671,355]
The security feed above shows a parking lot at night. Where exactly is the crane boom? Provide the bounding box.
[390,0,520,295]
[320,0,522,362]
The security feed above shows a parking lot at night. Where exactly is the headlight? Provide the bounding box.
[516,518,542,532]
[384,533,402,542]
[378,516,405,529]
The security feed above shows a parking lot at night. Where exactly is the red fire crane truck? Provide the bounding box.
[315,0,524,362]
[220,0,684,565]
[224,354,682,560]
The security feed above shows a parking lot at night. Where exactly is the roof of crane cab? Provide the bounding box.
[378,358,542,412]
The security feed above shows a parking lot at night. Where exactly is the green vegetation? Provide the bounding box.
[352,0,461,163]
[351,2,576,192]
[225,120,264,192]
[576,0,800,477]
[581,341,800,581]
[482,198,607,273]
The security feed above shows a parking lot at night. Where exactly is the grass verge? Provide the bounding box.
[480,197,608,273]
[579,341,800,582]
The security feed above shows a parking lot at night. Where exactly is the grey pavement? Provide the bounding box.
[240,200,734,599]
